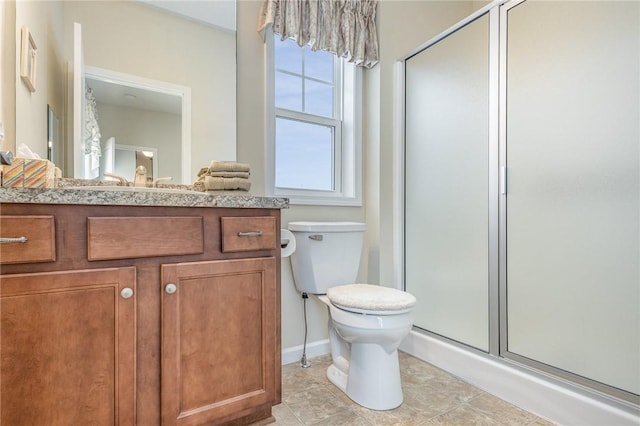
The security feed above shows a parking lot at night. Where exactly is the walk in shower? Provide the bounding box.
[403,0,639,405]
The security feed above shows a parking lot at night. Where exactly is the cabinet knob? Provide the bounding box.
[120,287,134,299]
[165,283,177,294]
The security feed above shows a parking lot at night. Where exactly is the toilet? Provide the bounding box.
[287,221,416,411]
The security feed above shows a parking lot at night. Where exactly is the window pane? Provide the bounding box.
[275,118,333,191]
[275,37,302,74]
[304,45,334,82]
[305,80,333,117]
[275,72,302,111]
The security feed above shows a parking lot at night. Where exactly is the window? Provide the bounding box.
[266,33,362,205]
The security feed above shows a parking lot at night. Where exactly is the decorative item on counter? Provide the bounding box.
[1,158,55,188]
[193,161,252,193]
[1,144,55,188]
[1,157,25,187]
[23,159,54,188]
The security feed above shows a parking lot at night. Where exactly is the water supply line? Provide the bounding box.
[300,292,311,368]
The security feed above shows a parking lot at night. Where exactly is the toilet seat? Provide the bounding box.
[327,284,417,316]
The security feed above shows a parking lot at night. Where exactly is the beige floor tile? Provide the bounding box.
[468,393,537,426]
[276,352,551,426]
[272,403,304,425]
[359,404,429,426]
[286,385,351,424]
[402,376,482,419]
[429,404,502,425]
[310,408,373,425]
[525,418,558,426]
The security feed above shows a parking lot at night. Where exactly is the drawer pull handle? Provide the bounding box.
[120,288,134,299]
[0,237,28,244]
[237,231,263,237]
[165,283,177,294]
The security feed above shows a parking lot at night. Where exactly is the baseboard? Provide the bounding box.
[282,339,330,366]
[400,330,640,426]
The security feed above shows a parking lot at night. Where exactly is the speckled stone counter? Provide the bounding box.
[0,187,289,209]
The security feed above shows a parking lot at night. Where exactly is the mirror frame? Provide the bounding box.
[80,65,192,184]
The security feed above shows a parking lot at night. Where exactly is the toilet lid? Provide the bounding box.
[327,284,416,315]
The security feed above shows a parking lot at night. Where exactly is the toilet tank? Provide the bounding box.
[288,221,366,294]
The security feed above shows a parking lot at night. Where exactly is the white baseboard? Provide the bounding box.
[400,330,640,426]
[282,339,330,366]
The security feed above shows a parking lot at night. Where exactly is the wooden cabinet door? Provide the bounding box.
[0,267,136,426]
[161,257,277,426]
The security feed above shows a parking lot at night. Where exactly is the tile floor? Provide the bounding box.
[273,352,556,425]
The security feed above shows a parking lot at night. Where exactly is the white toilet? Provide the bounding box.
[287,221,416,411]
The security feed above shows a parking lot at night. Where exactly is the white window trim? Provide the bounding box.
[265,30,363,206]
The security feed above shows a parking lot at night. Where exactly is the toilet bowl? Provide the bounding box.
[287,222,416,410]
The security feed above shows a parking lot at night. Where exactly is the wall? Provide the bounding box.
[14,0,65,158]
[237,0,477,356]
[1,0,16,153]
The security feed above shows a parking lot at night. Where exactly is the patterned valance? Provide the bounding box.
[258,0,379,68]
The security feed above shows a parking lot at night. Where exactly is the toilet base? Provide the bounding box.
[327,363,348,392]
[326,343,404,411]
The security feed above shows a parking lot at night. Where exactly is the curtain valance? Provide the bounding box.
[258,0,379,68]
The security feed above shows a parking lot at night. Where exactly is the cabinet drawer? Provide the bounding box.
[88,216,204,260]
[0,215,56,264]
[221,216,277,252]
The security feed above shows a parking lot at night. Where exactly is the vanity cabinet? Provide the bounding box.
[0,203,282,425]
[162,257,277,425]
[0,267,136,425]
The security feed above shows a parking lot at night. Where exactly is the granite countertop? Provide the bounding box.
[0,186,289,209]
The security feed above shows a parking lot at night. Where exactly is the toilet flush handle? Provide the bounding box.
[309,234,323,241]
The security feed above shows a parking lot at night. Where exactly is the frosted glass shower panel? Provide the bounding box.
[405,14,490,351]
[505,1,640,394]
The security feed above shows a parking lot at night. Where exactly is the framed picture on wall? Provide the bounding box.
[20,27,37,92]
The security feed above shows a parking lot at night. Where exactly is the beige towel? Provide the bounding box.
[192,180,205,192]
[209,171,250,179]
[209,161,251,173]
[204,176,251,191]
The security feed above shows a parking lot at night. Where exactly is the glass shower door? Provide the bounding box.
[405,14,491,351]
[504,0,640,396]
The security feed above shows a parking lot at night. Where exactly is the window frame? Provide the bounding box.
[265,30,362,206]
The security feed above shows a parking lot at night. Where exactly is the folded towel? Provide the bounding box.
[198,168,250,179]
[209,171,250,179]
[204,176,251,191]
[209,161,251,173]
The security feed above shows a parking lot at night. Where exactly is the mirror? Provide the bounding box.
[81,63,190,184]
[13,0,237,185]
